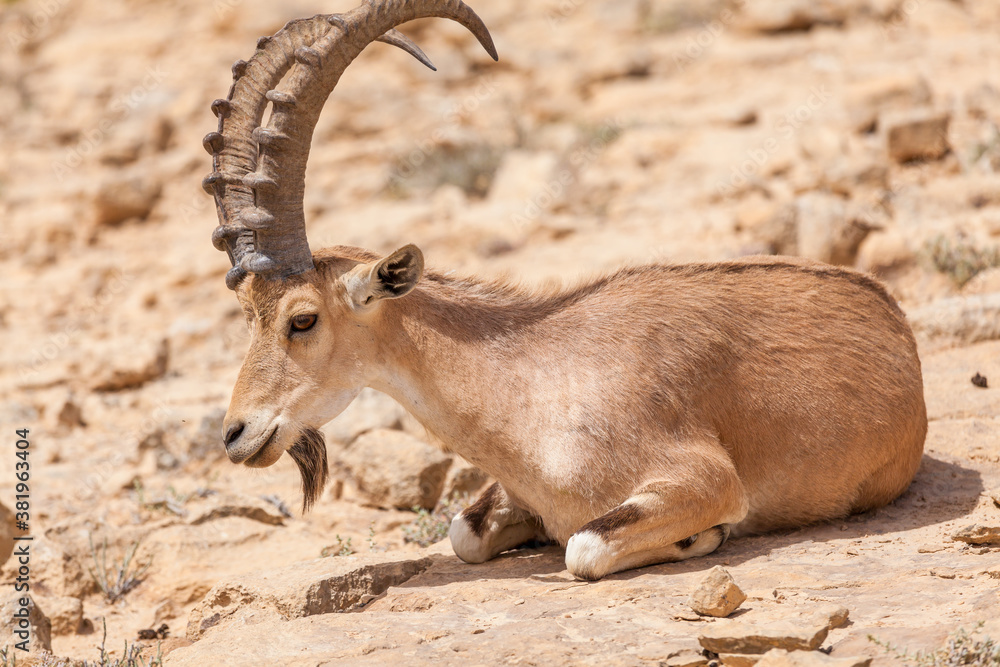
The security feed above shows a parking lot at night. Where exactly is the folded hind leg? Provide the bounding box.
[565,446,749,580]
[449,483,545,564]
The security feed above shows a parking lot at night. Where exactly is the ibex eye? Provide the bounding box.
[290,314,317,333]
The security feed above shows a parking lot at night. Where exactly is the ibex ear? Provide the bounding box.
[346,244,424,308]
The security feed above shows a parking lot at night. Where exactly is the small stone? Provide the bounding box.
[56,397,86,429]
[856,230,915,276]
[667,652,710,667]
[90,338,169,392]
[989,490,1000,508]
[93,171,163,226]
[755,648,871,667]
[972,373,988,389]
[699,618,831,654]
[689,566,747,617]
[442,458,491,500]
[721,654,763,667]
[952,524,1000,545]
[811,605,850,631]
[884,111,951,163]
[918,545,948,553]
[795,192,875,266]
[930,567,957,579]
[675,610,708,622]
[41,595,84,635]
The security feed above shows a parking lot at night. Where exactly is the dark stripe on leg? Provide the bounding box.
[462,482,502,538]
[580,503,644,539]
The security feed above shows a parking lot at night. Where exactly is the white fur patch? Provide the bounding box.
[448,513,490,564]
[565,531,616,581]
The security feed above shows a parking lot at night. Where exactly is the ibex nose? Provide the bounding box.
[224,421,245,448]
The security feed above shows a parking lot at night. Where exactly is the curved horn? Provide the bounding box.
[204,0,498,289]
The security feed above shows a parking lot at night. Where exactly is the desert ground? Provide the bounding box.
[1,0,999,664]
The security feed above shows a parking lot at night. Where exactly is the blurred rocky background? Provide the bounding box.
[1,0,999,664]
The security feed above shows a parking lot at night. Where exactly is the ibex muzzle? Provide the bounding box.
[203,0,927,578]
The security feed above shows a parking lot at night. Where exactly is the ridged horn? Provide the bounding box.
[204,0,498,289]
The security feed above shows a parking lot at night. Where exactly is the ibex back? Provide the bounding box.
[203,0,927,580]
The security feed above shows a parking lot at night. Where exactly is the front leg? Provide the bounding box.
[565,444,750,580]
[449,483,544,564]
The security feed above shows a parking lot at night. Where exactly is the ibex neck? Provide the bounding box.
[366,276,561,466]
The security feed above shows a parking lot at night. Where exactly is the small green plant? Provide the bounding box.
[869,623,1000,666]
[403,493,470,547]
[321,535,354,557]
[367,520,379,553]
[925,234,1000,288]
[88,535,152,603]
[260,494,292,518]
[77,618,163,667]
[133,480,209,518]
[1,618,163,666]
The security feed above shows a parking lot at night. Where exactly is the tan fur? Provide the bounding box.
[223,245,927,579]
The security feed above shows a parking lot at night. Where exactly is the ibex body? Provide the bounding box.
[204,0,927,580]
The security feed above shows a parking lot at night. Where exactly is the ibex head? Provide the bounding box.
[202,0,496,509]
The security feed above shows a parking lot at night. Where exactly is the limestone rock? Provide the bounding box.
[442,457,491,500]
[97,113,173,166]
[856,229,915,275]
[884,111,951,163]
[756,649,872,667]
[56,396,86,429]
[689,566,747,617]
[90,337,169,392]
[667,652,710,667]
[0,502,13,568]
[795,193,847,264]
[907,294,1000,344]
[0,537,94,599]
[185,407,227,461]
[187,494,288,527]
[846,73,932,133]
[186,552,436,640]
[699,618,831,654]
[721,655,763,667]
[952,524,1000,545]
[736,0,849,33]
[0,592,51,652]
[322,388,407,446]
[93,171,163,226]
[795,192,876,266]
[962,268,1000,295]
[39,596,83,636]
[750,202,798,256]
[340,429,452,510]
[812,605,850,631]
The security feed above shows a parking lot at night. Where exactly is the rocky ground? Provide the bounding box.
[1,0,1000,664]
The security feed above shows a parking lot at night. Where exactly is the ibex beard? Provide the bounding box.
[204,1,927,580]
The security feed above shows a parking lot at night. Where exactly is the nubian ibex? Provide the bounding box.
[203,0,927,580]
